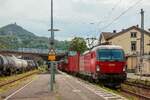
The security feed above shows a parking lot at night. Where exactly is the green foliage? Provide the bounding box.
[55,40,70,50]
[0,35,20,49]
[69,37,87,53]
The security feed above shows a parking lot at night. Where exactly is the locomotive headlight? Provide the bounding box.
[96,65,100,72]
[123,66,126,72]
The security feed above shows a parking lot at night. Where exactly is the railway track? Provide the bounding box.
[124,81,150,90]
[0,70,39,88]
[120,81,150,100]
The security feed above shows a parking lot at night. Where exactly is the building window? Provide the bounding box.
[131,41,136,51]
[131,32,137,38]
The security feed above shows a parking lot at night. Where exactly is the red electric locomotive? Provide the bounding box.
[80,45,127,86]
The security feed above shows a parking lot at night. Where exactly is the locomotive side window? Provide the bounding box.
[97,49,124,61]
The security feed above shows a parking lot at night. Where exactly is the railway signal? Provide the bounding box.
[48,48,56,61]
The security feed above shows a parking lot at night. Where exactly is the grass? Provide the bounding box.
[0,70,39,85]
[38,65,48,73]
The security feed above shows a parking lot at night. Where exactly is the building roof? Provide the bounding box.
[101,25,150,41]
[108,26,150,40]
[101,32,114,40]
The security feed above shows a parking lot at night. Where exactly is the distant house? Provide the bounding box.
[99,25,150,72]
[99,25,150,55]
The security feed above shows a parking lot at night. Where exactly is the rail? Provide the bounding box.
[121,81,150,100]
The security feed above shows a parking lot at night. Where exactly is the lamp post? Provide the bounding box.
[48,0,60,91]
[48,0,55,91]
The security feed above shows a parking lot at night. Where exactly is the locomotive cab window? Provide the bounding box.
[97,49,125,61]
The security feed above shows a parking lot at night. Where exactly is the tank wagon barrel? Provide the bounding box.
[0,55,37,76]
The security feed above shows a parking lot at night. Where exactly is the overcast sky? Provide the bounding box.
[0,0,150,40]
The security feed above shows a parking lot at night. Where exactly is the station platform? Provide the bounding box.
[127,73,150,81]
[0,71,127,100]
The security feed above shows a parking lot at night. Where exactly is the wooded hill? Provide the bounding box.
[0,23,69,50]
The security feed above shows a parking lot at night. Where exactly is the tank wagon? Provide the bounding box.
[0,55,37,76]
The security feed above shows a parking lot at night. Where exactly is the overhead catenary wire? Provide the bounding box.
[102,0,123,22]
[107,0,122,21]
[70,0,123,39]
[111,0,122,11]
[99,0,144,31]
[63,0,123,39]
[74,0,122,45]
[86,0,123,39]
[92,0,123,29]
[62,0,142,40]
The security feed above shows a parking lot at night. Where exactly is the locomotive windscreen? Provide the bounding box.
[97,49,125,61]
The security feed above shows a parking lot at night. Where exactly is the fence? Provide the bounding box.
[127,55,150,76]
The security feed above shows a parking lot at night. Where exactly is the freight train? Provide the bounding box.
[0,55,37,76]
[58,45,127,86]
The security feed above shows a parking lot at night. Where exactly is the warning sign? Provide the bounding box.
[48,48,56,61]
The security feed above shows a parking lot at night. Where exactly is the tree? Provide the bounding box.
[69,37,87,53]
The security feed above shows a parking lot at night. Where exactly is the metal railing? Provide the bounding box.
[0,48,66,54]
